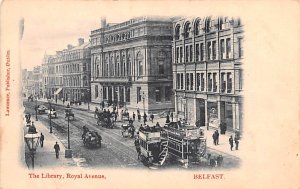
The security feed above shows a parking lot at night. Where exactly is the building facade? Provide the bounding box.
[173,17,243,132]
[22,69,34,97]
[90,17,174,113]
[44,38,91,102]
[32,66,43,98]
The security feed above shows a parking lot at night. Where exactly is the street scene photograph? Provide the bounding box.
[22,15,244,170]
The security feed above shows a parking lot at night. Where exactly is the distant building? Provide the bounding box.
[172,17,244,132]
[32,66,43,97]
[90,17,174,113]
[22,69,34,97]
[44,38,91,102]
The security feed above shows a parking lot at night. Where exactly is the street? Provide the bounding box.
[23,100,241,169]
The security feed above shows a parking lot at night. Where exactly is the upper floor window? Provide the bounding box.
[194,20,200,36]
[137,52,143,76]
[175,24,180,40]
[184,22,191,38]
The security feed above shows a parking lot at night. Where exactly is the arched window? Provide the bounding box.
[116,35,120,41]
[137,52,143,76]
[184,22,191,38]
[206,18,211,32]
[175,24,180,40]
[127,55,131,76]
[122,33,126,40]
[122,55,126,76]
[194,20,200,36]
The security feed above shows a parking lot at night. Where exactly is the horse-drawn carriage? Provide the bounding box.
[121,109,130,121]
[82,126,102,148]
[121,120,135,138]
[96,111,114,129]
[65,108,74,120]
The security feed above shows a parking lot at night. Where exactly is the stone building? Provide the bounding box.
[90,17,174,113]
[173,17,243,132]
[22,69,34,97]
[44,38,91,102]
[32,65,43,97]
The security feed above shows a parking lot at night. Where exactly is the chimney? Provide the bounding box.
[78,38,84,46]
[67,44,73,50]
[101,17,106,28]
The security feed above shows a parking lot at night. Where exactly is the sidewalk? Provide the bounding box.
[24,120,77,169]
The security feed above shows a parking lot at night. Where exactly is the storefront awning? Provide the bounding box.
[54,88,63,95]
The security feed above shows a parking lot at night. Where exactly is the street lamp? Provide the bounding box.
[35,95,38,121]
[48,99,52,133]
[87,89,90,110]
[142,91,145,114]
[65,107,72,158]
[24,133,40,169]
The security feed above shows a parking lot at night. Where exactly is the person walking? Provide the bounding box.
[170,112,174,122]
[212,132,217,145]
[234,137,239,150]
[229,136,234,151]
[62,98,65,105]
[94,107,99,119]
[40,133,45,148]
[133,112,136,121]
[138,113,141,122]
[150,113,154,123]
[215,130,220,145]
[101,101,105,110]
[143,113,147,124]
[54,142,60,159]
[166,114,170,123]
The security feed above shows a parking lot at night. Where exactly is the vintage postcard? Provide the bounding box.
[0,1,299,189]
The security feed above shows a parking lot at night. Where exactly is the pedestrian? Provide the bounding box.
[137,108,140,115]
[133,112,136,121]
[170,112,174,121]
[95,107,99,119]
[234,137,239,150]
[156,122,160,127]
[229,135,234,151]
[216,155,223,168]
[138,113,141,122]
[101,101,105,110]
[55,96,58,104]
[54,142,60,159]
[212,132,217,145]
[150,113,154,123]
[166,114,170,123]
[215,130,219,145]
[40,133,44,148]
[63,98,65,104]
[143,113,147,124]
[67,103,70,108]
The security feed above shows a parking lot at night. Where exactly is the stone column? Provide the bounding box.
[205,99,208,127]
[218,100,221,128]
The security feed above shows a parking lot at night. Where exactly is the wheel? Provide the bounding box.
[121,131,125,137]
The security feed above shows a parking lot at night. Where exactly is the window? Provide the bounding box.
[208,73,212,91]
[185,46,189,62]
[213,73,217,92]
[103,87,107,100]
[220,39,225,59]
[137,52,143,76]
[180,73,184,89]
[176,73,180,89]
[227,73,232,93]
[95,85,98,98]
[226,38,231,59]
[110,56,114,76]
[190,73,194,90]
[126,87,130,102]
[137,87,141,103]
[158,61,164,75]
[239,70,243,90]
[238,38,243,58]
[194,20,200,36]
[196,73,200,91]
[186,73,190,90]
[207,42,212,60]
[195,44,200,62]
[116,55,120,76]
[221,73,226,93]
[176,47,179,63]
[165,86,172,101]
[200,73,205,91]
[184,22,190,38]
[189,45,193,62]
[175,25,180,40]
[212,41,216,60]
[180,47,183,63]
[200,43,204,61]
[155,87,161,102]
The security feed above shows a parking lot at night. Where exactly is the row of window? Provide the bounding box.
[43,76,89,87]
[174,17,241,40]
[175,37,241,63]
[47,50,90,64]
[176,72,234,93]
[96,86,131,103]
[136,86,172,103]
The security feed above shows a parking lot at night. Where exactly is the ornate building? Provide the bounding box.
[90,17,174,113]
[173,17,244,132]
[44,38,91,102]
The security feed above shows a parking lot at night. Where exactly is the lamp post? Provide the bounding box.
[65,107,72,158]
[142,91,145,114]
[24,133,40,169]
[35,95,38,121]
[87,89,90,110]
[48,99,52,133]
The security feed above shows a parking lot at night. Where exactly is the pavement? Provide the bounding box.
[24,119,77,169]
[35,98,242,159]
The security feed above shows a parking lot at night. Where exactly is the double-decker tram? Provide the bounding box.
[136,121,206,168]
